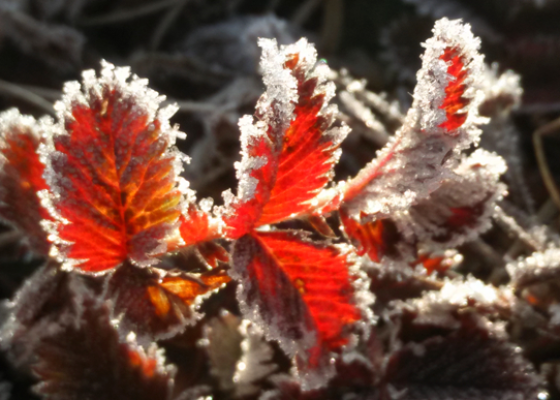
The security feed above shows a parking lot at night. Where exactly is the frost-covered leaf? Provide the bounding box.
[342,149,505,263]
[259,375,332,400]
[32,298,175,400]
[342,18,486,221]
[233,320,278,397]
[231,230,370,390]
[479,63,523,116]
[43,61,187,273]
[179,201,222,248]
[0,109,52,255]
[107,262,230,340]
[383,317,543,400]
[202,312,244,393]
[195,240,230,269]
[222,38,348,238]
[414,250,459,276]
[0,262,84,370]
[398,149,507,249]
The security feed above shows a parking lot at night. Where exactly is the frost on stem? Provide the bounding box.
[230,230,372,390]
[221,38,349,238]
[42,61,189,273]
[342,18,486,220]
[0,109,52,255]
[507,246,560,291]
[394,275,512,329]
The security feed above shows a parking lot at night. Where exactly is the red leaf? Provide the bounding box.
[44,62,187,273]
[0,109,51,254]
[231,230,369,389]
[107,262,230,339]
[339,209,400,263]
[415,253,449,275]
[32,298,175,400]
[177,202,228,267]
[222,39,348,238]
[342,18,485,221]
[196,241,229,268]
[438,47,470,132]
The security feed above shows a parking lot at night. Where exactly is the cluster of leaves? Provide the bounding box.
[0,14,557,400]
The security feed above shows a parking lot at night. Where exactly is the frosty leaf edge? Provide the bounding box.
[40,61,190,273]
[342,17,487,220]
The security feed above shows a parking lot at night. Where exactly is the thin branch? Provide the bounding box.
[292,0,324,27]
[78,0,179,26]
[493,206,545,252]
[516,102,560,115]
[169,100,237,113]
[19,84,61,101]
[505,198,559,259]
[150,0,190,51]
[533,116,560,211]
[0,79,54,116]
[320,0,343,54]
